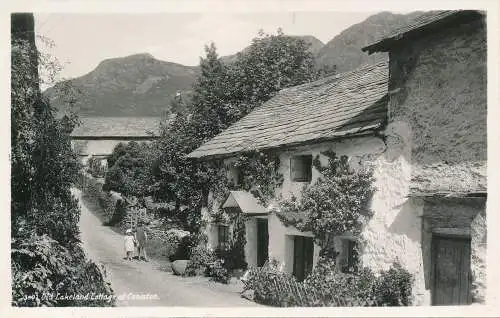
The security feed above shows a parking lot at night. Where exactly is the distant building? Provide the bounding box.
[70,117,161,165]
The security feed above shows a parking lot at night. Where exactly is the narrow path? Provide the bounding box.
[74,188,260,307]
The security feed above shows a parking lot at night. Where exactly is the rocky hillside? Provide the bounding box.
[46,53,198,117]
[48,11,425,117]
[315,11,423,73]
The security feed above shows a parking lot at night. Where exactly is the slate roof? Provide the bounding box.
[222,191,268,215]
[188,61,389,159]
[71,117,161,138]
[363,10,483,54]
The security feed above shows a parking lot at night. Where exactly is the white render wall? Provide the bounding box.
[268,133,424,291]
[203,131,426,303]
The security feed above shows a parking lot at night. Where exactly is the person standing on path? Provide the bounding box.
[124,229,136,261]
[135,220,149,261]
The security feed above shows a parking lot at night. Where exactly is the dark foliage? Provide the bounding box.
[105,199,127,226]
[184,245,216,277]
[247,258,413,307]
[11,14,113,306]
[103,141,154,197]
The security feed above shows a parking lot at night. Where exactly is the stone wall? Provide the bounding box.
[383,15,487,304]
[387,16,487,192]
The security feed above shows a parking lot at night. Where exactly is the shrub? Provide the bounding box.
[105,199,127,226]
[11,233,114,306]
[249,269,299,307]
[87,156,106,178]
[248,259,412,307]
[184,246,215,277]
[303,258,378,306]
[161,232,181,260]
[80,174,115,220]
[207,259,230,284]
[374,262,413,306]
[169,234,197,262]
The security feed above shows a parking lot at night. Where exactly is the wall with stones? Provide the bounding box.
[383,15,487,304]
[387,16,487,193]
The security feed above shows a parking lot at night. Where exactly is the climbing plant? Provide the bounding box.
[277,151,376,261]
[208,150,283,217]
[232,150,284,205]
[205,150,283,273]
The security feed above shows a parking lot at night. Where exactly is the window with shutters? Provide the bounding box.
[340,239,359,273]
[290,155,313,182]
[217,225,229,250]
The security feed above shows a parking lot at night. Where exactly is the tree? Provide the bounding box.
[226,29,318,116]
[11,13,112,306]
[150,30,321,233]
[103,141,154,197]
[188,42,234,143]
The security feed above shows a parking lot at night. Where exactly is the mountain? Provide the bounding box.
[48,12,426,117]
[315,11,423,73]
[220,35,324,65]
[45,53,198,117]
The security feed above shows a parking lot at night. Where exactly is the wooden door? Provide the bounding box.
[293,236,314,282]
[432,236,472,305]
[256,218,268,267]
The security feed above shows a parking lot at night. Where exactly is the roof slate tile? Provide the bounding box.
[188,61,389,158]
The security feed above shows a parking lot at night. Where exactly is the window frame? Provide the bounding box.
[290,154,313,182]
[217,224,230,251]
[340,238,359,274]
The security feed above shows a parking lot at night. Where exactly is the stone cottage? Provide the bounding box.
[188,61,392,283]
[71,117,160,166]
[362,10,487,305]
[188,9,486,306]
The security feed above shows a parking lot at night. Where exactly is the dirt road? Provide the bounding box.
[74,189,260,307]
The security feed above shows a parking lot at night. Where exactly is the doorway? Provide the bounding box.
[431,235,472,305]
[293,235,314,282]
[256,218,268,267]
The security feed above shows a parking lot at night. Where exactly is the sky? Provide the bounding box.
[33,11,390,81]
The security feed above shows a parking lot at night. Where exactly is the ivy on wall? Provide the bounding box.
[232,150,284,205]
[277,151,376,262]
[206,150,283,270]
[208,150,284,217]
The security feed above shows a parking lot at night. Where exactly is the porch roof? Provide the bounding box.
[221,191,268,215]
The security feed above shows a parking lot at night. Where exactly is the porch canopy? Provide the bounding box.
[221,191,268,216]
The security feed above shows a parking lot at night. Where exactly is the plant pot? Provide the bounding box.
[171,260,189,276]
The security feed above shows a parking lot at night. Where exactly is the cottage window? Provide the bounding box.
[229,165,243,187]
[217,225,229,250]
[290,155,313,182]
[340,239,359,273]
